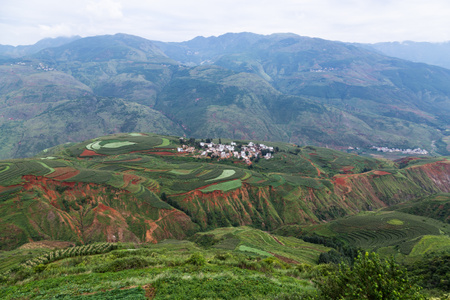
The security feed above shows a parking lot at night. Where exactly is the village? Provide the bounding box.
[177,140,274,164]
[371,146,429,155]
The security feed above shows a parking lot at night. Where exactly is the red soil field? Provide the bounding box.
[372,170,391,176]
[46,167,80,180]
[80,149,104,157]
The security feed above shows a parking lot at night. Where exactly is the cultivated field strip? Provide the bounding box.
[0,161,50,185]
[330,211,447,251]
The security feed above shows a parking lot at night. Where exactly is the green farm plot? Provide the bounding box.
[128,133,146,137]
[101,141,137,148]
[135,188,172,210]
[327,211,448,253]
[257,154,319,177]
[36,161,55,175]
[284,175,328,190]
[213,238,241,250]
[65,169,113,184]
[194,226,330,265]
[155,137,171,147]
[244,174,267,185]
[105,173,126,188]
[97,165,131,173]
[79,134,175,156]
[38,159,69,168]
[101,155,151,166]
[206,169,236,182]
[200,179,242,193]
[267,174,286,187]
[0,186,23,202]
[408,235,450,257]
[391,193,450,224]
[168,168,205,180]
[165,166,245,192]
[169,169,195,175]
[0,161,50,185]
[238,245,272,257]
[0,247,50,273]
[196,167,224,181]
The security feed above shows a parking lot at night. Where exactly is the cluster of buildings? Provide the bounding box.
[13,62,55,71]
[309,67,337,73]
[177,141,274,164]
[36,62,55,71]
[371,146,429,155]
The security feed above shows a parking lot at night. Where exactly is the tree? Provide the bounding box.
[317,252,425,300]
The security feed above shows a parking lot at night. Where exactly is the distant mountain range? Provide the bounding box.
[0,33,449,159]
[362,41,450,70]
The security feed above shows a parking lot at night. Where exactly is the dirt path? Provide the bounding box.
[302,155,322,177]
[270,234,285,246]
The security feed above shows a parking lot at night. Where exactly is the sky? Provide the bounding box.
[2,0,450,46]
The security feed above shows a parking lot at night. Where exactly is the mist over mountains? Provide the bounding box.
[363,41,450,70]
[1,32,450,159]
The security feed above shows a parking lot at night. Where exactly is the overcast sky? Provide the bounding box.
[2,0,450,46]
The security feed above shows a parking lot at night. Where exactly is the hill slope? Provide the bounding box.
[0,133,448,250]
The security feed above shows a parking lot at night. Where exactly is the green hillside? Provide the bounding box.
[0,133,448,298]
[0,133,449,251]
[0,229,327,299]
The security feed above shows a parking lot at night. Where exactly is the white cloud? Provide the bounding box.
[86,0,123,20]
[1,0,450,45]
[38,23,74,38]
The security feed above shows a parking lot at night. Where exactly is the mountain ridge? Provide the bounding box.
[1,32,450,159]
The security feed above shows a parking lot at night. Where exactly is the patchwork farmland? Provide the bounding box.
[0,132,448,254]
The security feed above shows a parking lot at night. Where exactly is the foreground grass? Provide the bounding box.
[0,241,319,299]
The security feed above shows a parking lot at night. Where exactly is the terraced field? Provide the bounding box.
[303,211,450,256]
[194,226,329,265]
[0,132,449,251]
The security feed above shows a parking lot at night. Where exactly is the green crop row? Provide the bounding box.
[0,161,50,185]
[66,169,112,184]
[21,243,117,269]
[0,186,24,202]
[200,179,242,193]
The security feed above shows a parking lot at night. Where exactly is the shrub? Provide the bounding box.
[214,252,232,261]
[296,263,313,273]
[93,257,152,273]
[33,263,46,273]
[185,253,206,266]
[261,256,288,269]
[316,252,425,299]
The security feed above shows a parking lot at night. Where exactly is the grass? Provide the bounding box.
[408,235,450,257]
[387,219,404,225]
[0,234,322,299]
[238,245,273,257]
[0,247,50,274]
[193,226,330,265]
